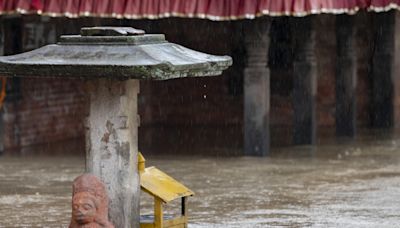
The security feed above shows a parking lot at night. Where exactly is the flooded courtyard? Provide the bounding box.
[1,132,400,227]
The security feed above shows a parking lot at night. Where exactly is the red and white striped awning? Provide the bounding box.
[0,0,399,21]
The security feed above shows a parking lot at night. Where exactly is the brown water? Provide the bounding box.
[2,133,400,227]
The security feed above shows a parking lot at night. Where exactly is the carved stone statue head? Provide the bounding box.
[69,174,114,228]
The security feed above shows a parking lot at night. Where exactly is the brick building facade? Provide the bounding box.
[0,11,398,155]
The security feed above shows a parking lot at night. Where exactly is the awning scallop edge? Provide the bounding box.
[0,0,399,21]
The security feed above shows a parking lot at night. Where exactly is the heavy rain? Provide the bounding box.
[1,1,400,228]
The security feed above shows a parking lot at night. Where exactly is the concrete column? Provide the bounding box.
[243,19,271,156]
[371,12,395,128]
[85,79,140,228]
[291,17,317,145]
[336,15,357,137]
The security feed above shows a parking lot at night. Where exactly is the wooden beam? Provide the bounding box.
[243,19,271,156]
[291,17,317,145]
[336,15,357,137]
[181,197,187,216]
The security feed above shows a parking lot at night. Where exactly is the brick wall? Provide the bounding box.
[3,78,86,149]
[135,19,244,154]
[0,13,395,153]
[135,19,242,126]
[315,15,337,132]
[137,15,377,150]
[2,16,87,150]
[260,14,375,144]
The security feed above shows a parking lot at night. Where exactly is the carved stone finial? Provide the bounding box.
[69,174,114,228]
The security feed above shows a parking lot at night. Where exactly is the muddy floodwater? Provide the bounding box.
[2,132,400,227]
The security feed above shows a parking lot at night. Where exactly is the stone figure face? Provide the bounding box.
[72,192,97,225]
[69,174,114,228]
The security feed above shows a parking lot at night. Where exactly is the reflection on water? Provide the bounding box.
[2,132,400,227]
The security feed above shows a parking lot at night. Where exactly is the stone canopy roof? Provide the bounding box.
[0,27,232,80]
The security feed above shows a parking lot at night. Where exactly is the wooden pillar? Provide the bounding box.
[243,19,271,156]
[336,15,357,137]
[154,198,163,228]
[291,17,317,145]
[85,79,140,228]
[371,12,395,128]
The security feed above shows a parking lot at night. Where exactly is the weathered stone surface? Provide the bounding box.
[85,79,140,228]
[69,174,114,228]
[86,79,140,228]
[292,16,317,145]
[80,27,145,36]
[59,34,166,45]
[0,27,232,80]
[243,19,271,157]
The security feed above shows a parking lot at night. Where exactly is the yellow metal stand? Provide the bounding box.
[139,153,194,228]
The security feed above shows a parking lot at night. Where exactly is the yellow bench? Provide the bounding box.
[139,153,194,228]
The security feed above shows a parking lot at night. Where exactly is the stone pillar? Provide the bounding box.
[85,79,140,228]
[291,17,317,145]
[243,19,271,156]
[0,18,4,154]
[371,12,395,128]
[336,15,357,137]
[393,13,400,130]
